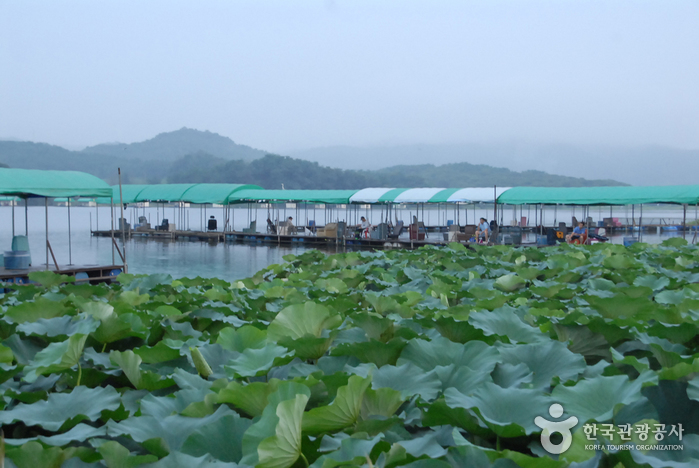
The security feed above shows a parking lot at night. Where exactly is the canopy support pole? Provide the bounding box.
[639,204,643,243]
[25,198,28,235]
[45,198,49,270]
[493,186,497,223]
[118,169,128,273]
[68,198,72,265]
[12,198,15,237]
[96,201,99,231]
[110,197,115,265]
[683,204,687,240]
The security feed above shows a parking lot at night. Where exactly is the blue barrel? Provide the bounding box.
[536,235,548,245]
[623,237,638,247]
[4,251,31,269]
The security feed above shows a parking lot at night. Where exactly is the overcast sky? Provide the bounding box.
[1,0,697,153]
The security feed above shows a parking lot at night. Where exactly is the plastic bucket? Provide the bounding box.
[537,235,548,246]
[4,251,31,270]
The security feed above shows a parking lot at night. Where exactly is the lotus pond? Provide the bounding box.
[1,239,699,468]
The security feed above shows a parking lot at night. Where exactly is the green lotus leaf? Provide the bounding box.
[422,399,491,437]
[110,350,173,391]
[141,451,240,467]
[603,254,639,270]
[91,311,149,344]
[119,289,151,306]
[303,375,371,433]
[225,344,293,378]
[552,374,648,424]
[397,428,450,459]
[497,341,586,388]
[4,441,78,468]
[583,294,657,321]
[360,386,404,419]
[445,383,551,437]
[4,297,70,323]
[98,440,158,467]
[240,382,311,467]
[278,334,337,361]
[16,315,99,338]
[181,413,252,463]
[217,381,275,417]
[27,270,75,288]
[372,363,442,401]
[689,377,699,402]
[216,325,267,353]
[134,341,182,364]
[108,405,238,453]
[267,301,342,342]
[0,385,120,431]
[310,434,384,468]
[661,237,688,248]
[469,307,546,344]
[23,333,87,382]
[257,393,310,468]
[331,338,407,367]
[0,343,14,364]
[494,274,526,292]
[3,423,108,447]
[634,275,671,291]
[315,277,349,295]
[397,337,500,374]
[655,289,687,305]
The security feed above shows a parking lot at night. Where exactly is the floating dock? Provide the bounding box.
[0,264,124,285]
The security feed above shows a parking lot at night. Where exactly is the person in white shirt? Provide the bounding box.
[475,217,490,243]
[359,216,371,238]
[285,217,294,235]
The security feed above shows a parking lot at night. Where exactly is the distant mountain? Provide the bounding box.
[82,128,266,161]
[289,143,699,186]
[167,154,625,189]
[0,129,627,188]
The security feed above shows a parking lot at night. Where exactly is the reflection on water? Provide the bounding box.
[0,206,695,281]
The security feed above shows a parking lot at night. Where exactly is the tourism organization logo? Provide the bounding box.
[535,403,578,454]
[534,404,685,455]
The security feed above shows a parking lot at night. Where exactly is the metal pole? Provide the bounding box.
[67,198,72,265]
[45,198,49,269]
[118,169,128,273]
[110,196,115,265]
[683,204,687,240]
[96,201,99,231]
[12,198,15,237]
[25,198,28,235]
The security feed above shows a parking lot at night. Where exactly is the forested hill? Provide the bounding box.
[166,154,625,189]
[0,128,625,187]
[82,128,266,161]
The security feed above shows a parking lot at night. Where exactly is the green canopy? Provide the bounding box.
[0,168,112,198]
[229,189,358,205]
[130,184,195,203]
[498,186,699,206]
[178,184,262,204]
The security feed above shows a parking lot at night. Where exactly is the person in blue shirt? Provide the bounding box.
[475,217,490,243]
[567,222,587,244]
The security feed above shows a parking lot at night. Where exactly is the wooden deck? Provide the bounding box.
[0,264,124,285]
[92,228,459,250]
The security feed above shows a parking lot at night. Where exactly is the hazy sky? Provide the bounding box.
[1,0,698,152]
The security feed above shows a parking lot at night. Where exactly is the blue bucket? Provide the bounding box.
[536,235,548,246]
[4,251,30,270]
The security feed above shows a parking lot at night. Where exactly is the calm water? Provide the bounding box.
[1,204,696,281]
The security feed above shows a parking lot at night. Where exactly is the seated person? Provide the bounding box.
[567,222,587,244]
[358,216,371,238]
[475,217,490,243]
[285,216,295,235]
